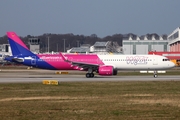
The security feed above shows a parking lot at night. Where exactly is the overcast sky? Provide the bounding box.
[0,0,179,38]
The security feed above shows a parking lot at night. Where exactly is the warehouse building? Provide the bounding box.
[123,34,169,54]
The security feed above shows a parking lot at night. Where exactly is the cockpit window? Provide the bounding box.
[162,59,170,61]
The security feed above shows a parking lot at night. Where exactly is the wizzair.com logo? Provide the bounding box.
[126,56,148,65]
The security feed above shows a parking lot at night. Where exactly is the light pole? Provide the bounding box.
[63,39,66,52]
[47,36,49,53]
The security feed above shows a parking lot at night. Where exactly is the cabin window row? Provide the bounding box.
[102,59,152,61]
[38,59,61,61]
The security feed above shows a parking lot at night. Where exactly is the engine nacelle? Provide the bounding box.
[98,65,117,76]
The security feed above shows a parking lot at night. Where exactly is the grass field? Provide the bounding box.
[0,81,180,120]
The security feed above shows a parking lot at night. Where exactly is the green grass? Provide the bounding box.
[0,81,180,120]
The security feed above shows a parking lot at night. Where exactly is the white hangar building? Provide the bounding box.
[123,34,169,54]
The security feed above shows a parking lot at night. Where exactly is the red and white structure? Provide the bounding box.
[168,27,180,52]
[148,51,180,60]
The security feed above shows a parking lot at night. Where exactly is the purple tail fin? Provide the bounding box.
[7,32,34,56]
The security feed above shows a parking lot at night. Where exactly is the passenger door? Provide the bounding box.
[31,56,36,65]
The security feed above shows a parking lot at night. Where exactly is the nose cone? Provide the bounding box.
[169,61,175,68]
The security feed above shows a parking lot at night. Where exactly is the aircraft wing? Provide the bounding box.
[70,61,99,70]
[59,52,100,70]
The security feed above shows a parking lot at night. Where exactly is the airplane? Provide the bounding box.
[5,32,175,78]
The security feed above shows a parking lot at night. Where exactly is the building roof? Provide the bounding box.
[80,44,91,48]
[70,47,90,53]
[123,34,167,40]
[93,42,108,47]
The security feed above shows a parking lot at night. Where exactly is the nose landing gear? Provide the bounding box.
[154,71,158,78]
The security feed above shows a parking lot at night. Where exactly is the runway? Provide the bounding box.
[0,69,180,83]
[0,75,180,83]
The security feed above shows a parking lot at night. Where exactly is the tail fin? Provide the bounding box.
[7,32,34,56]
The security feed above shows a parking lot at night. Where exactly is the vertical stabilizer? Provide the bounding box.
[7,32,35,56]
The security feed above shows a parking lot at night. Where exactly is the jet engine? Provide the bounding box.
[98,65,117,76]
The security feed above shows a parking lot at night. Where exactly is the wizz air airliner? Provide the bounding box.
[5,32,175,78]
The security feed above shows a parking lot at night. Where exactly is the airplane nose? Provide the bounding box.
[169,61,175,68]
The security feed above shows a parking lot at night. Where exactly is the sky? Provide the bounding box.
[0,0,180,38]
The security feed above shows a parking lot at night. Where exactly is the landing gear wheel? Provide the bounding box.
[90,73,94,78]
[153,71,158,78]
[86,73,94,78]
[154,74,158,78]
[86,73,90,78]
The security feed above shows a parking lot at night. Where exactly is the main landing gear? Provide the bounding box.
[86,73,94,78]
[86,68,95,78]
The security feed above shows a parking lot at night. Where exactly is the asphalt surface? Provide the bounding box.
[0,69,180,83]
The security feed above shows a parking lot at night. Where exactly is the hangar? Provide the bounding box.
[123,34,169,54]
